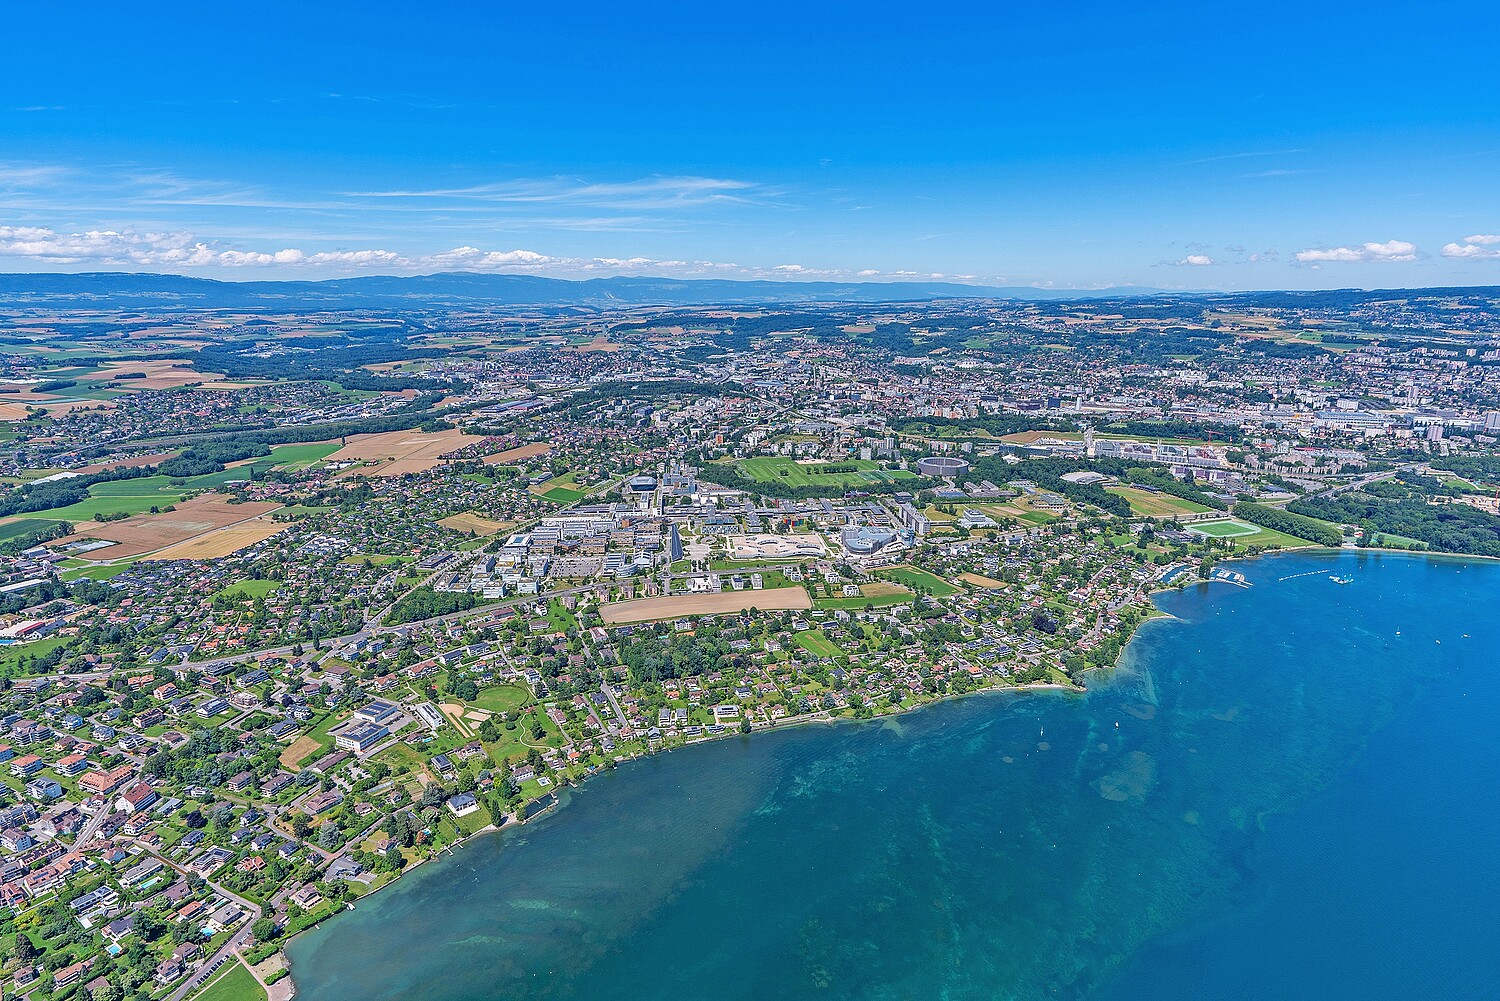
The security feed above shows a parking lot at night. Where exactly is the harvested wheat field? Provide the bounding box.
[326,428,470,476]
[957,572,1008,589]
[602,586,811,625]
[75,452,178,474]
[279,736,321,770]
[141,518,289,561]
[484,442,552,464]
[95,359,227,389]
[64,496,282,559]
[438,512,513,536]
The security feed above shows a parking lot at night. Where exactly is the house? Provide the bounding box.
[226,771,256,793]
[289,884,323,909]
[446,792,480,817]
[155,959,184,985]
[196,698,229,718]
[54,957,93,989]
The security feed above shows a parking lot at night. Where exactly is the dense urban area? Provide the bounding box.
[0,279,1498,1001]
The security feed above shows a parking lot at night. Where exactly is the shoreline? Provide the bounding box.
[278,678,1088,974]
[276,545,1484,993]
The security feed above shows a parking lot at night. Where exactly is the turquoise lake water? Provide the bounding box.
[287,551,1500,1000]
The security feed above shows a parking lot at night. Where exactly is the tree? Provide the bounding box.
[252,917,279,942]
[14,931,36,963]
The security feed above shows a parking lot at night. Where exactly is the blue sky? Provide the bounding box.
[2,1,1498,288]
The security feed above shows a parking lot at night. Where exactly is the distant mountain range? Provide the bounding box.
[0,271,1172,308]
[0,272,1494,312]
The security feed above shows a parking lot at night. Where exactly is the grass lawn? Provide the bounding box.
[1107,486,1210,518]
[195,961,266,1001]
[793,629,844,657]
[469,683,533,714]
[731,456,916,488]
[877,565,959,597]
[215,579,280,601]
[0,635,70,676]
[546,599,579,633]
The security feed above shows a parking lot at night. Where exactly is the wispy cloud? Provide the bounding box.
[1172,254,1215,266]
[341,175,766,212]
[1295,240,1417,263]
[1182,149,1304,166]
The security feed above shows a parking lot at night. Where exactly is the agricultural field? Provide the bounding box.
[1107,486,1211,518]
[877,564,960,596]
[59,562,138,582]
[731,456,916,488]
[483,442,552,464]
[438,512,514,536]
[0,517,63,542]
[601,586,812,624]
[325,428,472,476]
[61,496,282,559]
[957,571,1008,589]
[267,440,343,470]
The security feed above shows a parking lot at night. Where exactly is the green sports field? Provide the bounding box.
[734,456,916,488]
[1186,519,1262,538]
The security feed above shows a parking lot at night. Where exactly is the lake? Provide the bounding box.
[288,550,1500,1000]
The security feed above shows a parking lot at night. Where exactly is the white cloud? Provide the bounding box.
[1173,254,1214,266]
[0,222,973,283]
[1294,240,1417,263]
[0,226,217,266]
[1442,235,1500,259]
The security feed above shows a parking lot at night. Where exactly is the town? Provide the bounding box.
[0,284,1497,1001]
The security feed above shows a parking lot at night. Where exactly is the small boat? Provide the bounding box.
[1329,575,1353,585]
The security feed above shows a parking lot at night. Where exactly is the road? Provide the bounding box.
[1308,464,1414,500]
